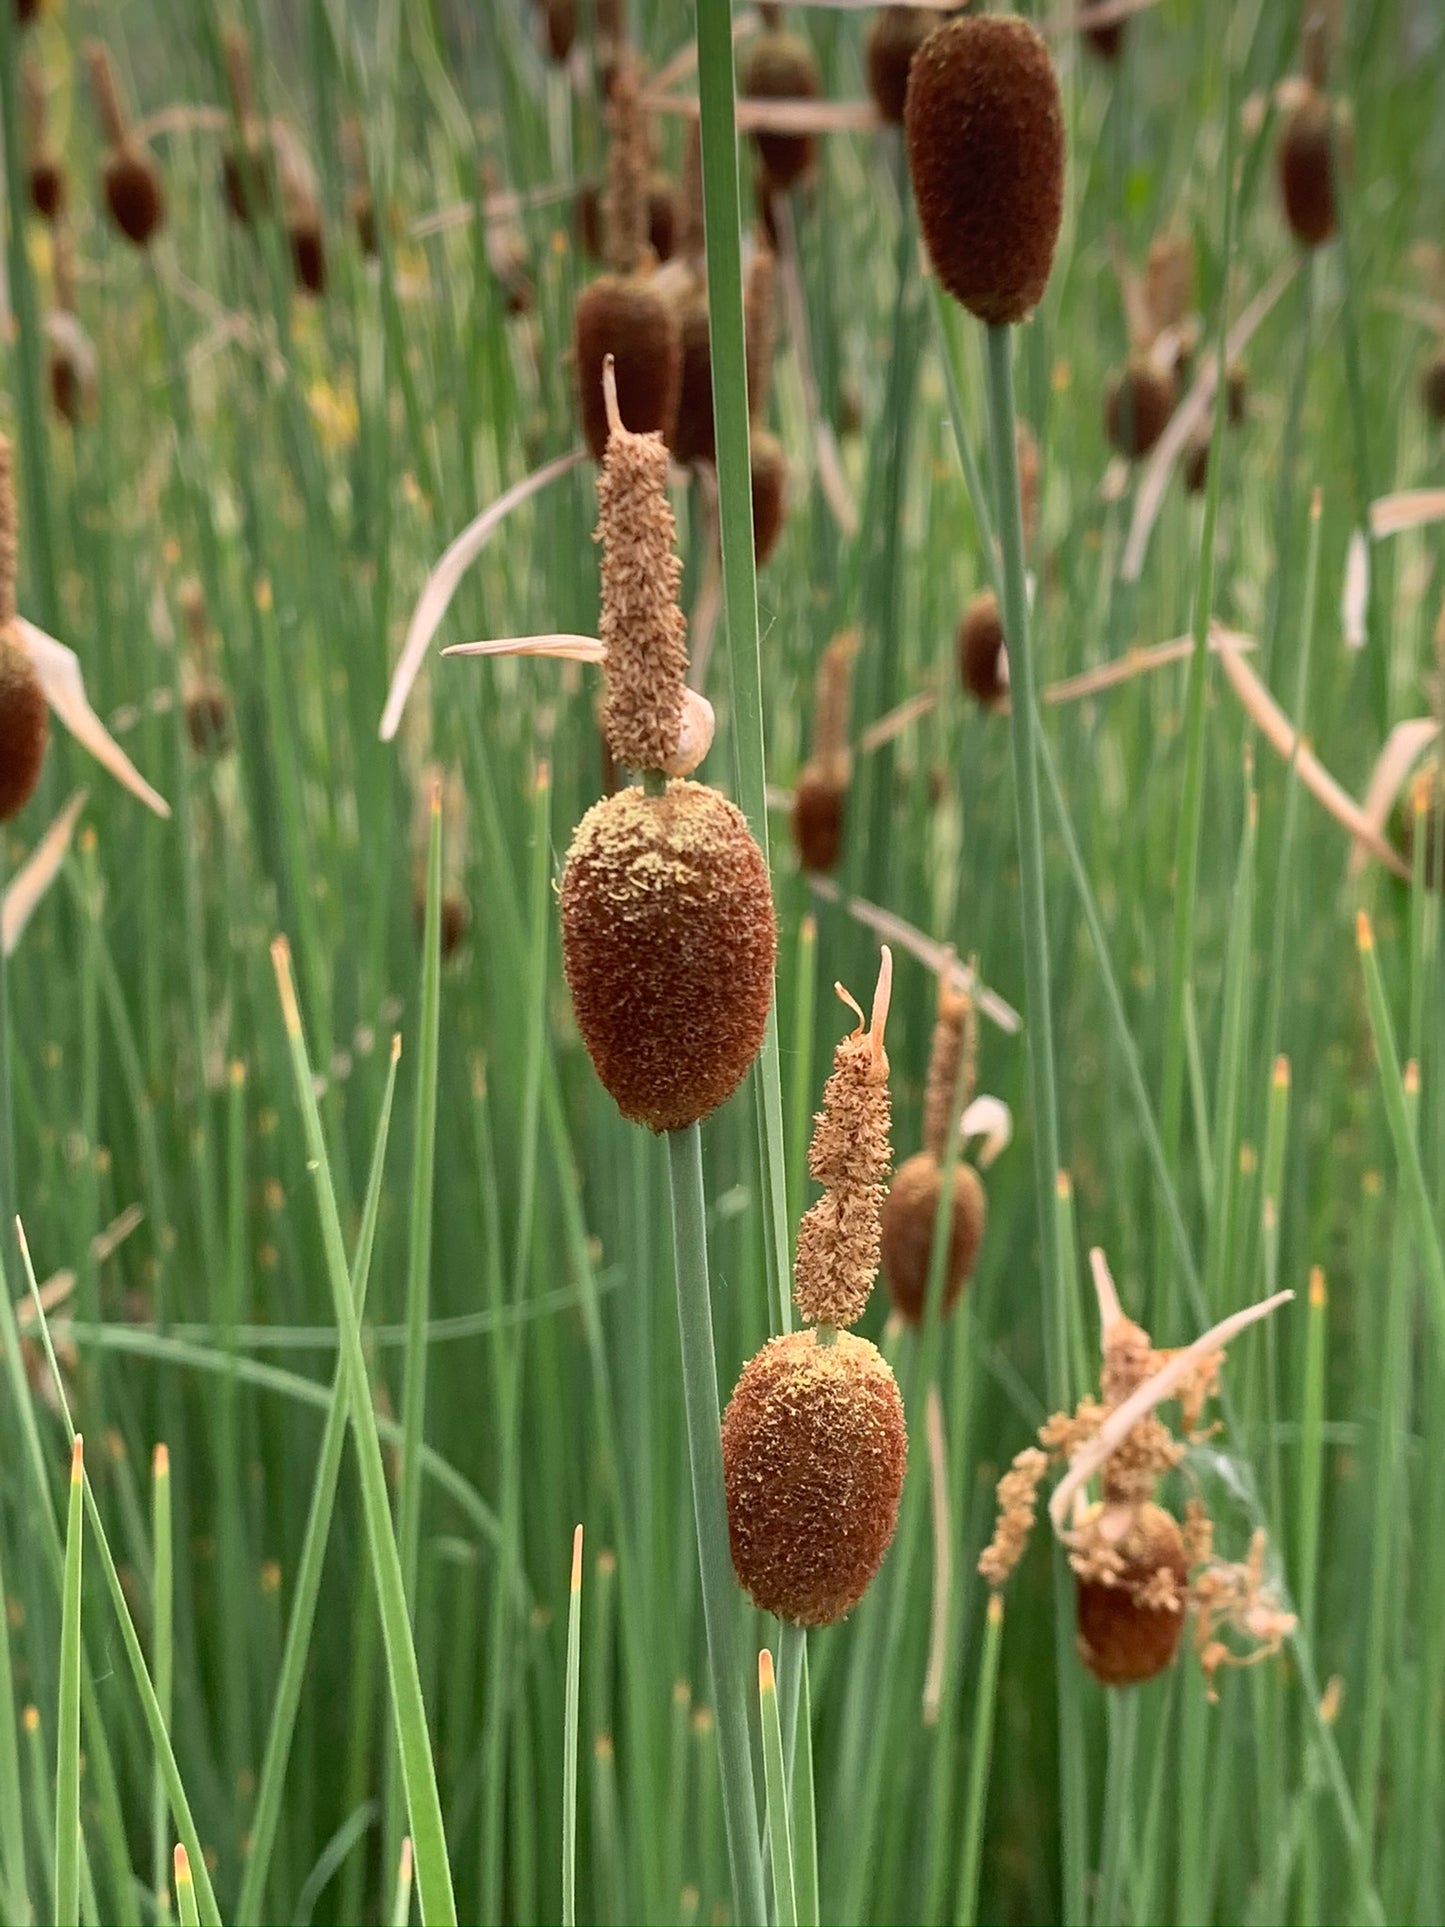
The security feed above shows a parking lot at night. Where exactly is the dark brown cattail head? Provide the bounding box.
[594,368,689,769]
[23,58,65,224]
[412,885,470,959]
[905,15,1065,326]
[560,782,777,1131]
[0,631,49,823]
[751,431,788,565]
[543,0,577,61]
[1104,358,1175,459]
[183,680,234,758]
[671,287,717,468]
[1083,19,1125,61]
[48,316,98,428]
[1422,343,1445,424]
[1276,84,1351,249]
[880,1151,985,1323]
[722,1328,907,1627]
[1182,429,1210,496]
[1226,359,1249,425]
[103,148,166,248]
[865,8,935,127]
[742,30,822,191]
[16,0,42,24]
[289,216,327,296]
[957,589,1007,708]
[1074,1501,1189,1686]
[351,186,378,258]
[574,277,684,459]
[792,769,846,873]
[29,158,67,224]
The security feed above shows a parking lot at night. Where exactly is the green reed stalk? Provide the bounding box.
[235,1035,401,1924]
[759,1651,797,1927]
[956,1593,1004,1927]
[174,1848,201,1927]
[272,941,457,1927]
[55,1437,83,1927]
[563,1526,582,1927]
[665,1122,767,1927]
[151,1444,174,1927]
[0,1532,26,1926]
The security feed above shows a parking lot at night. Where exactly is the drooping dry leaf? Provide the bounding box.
[1349,718,1441,878]
[16,621,170,818]
[380,448,587,741]
[442,634,606,662]
[1368,489,1445,540]
[3,791,87,956]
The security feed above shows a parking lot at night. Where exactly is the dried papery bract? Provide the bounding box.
[595,364,688,773]
[0,440,50,822]
[905,15,1065,326]
[958,589,1008,708]
[84,43,165,249]
[794,952,894,1329]
[881,979,986,1324]
[791,631,857,874]
[978,1250,1295,1690]
[742,28,822,191]
[722,1327,907,1626]
[866,8,935,128]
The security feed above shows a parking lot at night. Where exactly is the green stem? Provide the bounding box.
[955,1594,1005,1927]
[664,1123,767,1927]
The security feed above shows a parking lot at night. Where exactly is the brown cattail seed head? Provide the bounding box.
[575,280,683,460]
[543,0,576,61]
[595,390,688,770]
[1276,85,1351,249]
[0,636,49,823]
[28,159,67,224]
[742,31,822,192]
[183,682,234,758]
[1182,430,1210,496]
[1083,18,1125,61]
[751,432,788,565]
[290,217,327,296]
[1422,344,1445,425]
[103,149,166,249]
[905,15,1065,326]
[722,1329,907,1627]
[671,288,717,468]
[1074,1502,1189,1686]
[23,59,65,222]
[792,769,846,873]
[1104,359,1175,459]
[560,782,777,1132]
[881,1151,985,1323]
[221,138,270,225]
[413,887,470,960]
[16,0,41,23]
[958,589,1007,708]
[865,8,935,127]
[921,979,974,1158]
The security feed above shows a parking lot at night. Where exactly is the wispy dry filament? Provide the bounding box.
[794,949,893,1330]
[596,362,688,773]
[921,977,976,1162]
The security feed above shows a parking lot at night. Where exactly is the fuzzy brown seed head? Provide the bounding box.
[742,31,822,191]
[722,1329,907,1627]
[1276,86,1351,249]
[594,385,688,770]
[881,1151,985,1324]
[351,188,378,258]
[1083,18,1125,61]
[957,589,1007,709]
[1182,430,1210,496]
[184,681,234,758]
[413,887,470,960]
[103,148,166,249]
[1144,232,1193,338]
[671,288,717,468]
[290,217,327,297]
[0,629,49,823]
[1422,344,1445,425]
[921,978,975,1159]
[1226,359,1249,426]
[1104,359,1175,459]
[866,8,935,127]
[29,158,67,224]
[745,246,778,421]
[543,0,576,62]
[49,345,83,427]
[791,768,846,874]
[1073,1501,1188,1686]
[575,277,684,461]
[602,59,650,273]
[905,15,1065,326]
[560,783,777,1132]
[17,0,41,23]
[221,135,270,226]
[751,432,788,566]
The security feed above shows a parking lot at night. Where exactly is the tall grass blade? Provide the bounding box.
[758,1650,797,1927]
[563,1526,583,1927]
[55,1436,84,1927]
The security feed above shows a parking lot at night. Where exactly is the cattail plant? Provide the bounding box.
[1422,340,1445,424]
[1275,7,1352,250]
[84,42,166,248]
[0,442,49,824]
[881,977,987,1323]
[957,590,1008,710]
[741,19,822,193]
[274,124,327,296]
[980,1250,1296,1691]
[865,8,935,128]
[46,234,98,430]
[176,580,233,758]
[1101,234,1189,461]
[723,954,907,1626]
[573,61,683,458]
[791,631,857,873]
[23,55,66,224]
[410,767,470,958]
[220,27,270,225]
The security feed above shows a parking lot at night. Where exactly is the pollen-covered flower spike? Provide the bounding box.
[979,1246,1296,1690]
[793,947,894,1330]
